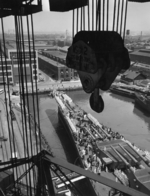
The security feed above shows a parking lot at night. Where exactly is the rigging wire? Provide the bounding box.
[1,18,19,188]
[98,0,101,31]
[116,0,121,33]
[87,0,90,31]
[14,15,30,195]
[106,0,109,31]
[103,0,105,30]
[19,15,34,195]
[123,0,128,41]
[31,13,45,193]
[81,7,83,31]
[120,0,124,36]
[72,9,75,38]
[113,0,117,31]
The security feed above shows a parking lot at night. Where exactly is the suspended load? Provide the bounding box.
[66,31,130,112]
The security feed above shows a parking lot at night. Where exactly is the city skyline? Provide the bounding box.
[1,0,150,35]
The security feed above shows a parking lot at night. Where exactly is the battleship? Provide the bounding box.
[54,91,150,196]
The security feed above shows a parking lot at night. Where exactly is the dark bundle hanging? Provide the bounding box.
[65,0,130,113]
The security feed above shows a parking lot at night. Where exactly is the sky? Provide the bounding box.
[1,0,150,35]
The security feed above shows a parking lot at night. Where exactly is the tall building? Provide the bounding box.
[0,41,38,85]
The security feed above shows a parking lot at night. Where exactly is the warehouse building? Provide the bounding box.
[120,70,146,85]
[0,42,38,85]
[38,49,78,81]
[130,49,150,65]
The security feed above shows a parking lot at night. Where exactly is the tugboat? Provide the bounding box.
[54,91,150,196]
[135,93,150,113]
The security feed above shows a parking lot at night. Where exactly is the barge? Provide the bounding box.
[110,86,135,98]
[135,93,150,113]
[54,91,150,196]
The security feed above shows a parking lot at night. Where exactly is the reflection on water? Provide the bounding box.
[45,109,78,163]
[109,92,133,103]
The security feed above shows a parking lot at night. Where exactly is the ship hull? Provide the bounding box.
[58,107,83,165]
[58,107,98,196]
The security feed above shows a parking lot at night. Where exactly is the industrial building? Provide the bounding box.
[129,49,150,65]
[38,48,78,81]
[120,70,146,85]
[0,41,38,85]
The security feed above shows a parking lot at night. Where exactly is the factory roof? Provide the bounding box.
[38,54,65,68]
[43,50,66,60]
[25,44,57,50]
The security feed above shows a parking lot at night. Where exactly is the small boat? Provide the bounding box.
[55,91,150,196]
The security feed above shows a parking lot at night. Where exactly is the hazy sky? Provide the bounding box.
[1,0,150,34]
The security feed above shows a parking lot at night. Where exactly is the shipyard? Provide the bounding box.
[0,0,150,196]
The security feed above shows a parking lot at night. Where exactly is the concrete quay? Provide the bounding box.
[13,80,83,95]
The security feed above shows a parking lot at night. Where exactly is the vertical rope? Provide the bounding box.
[77,8,79,33]
[96,0,97,30]
[1,18,19,184]
[113,0,117,31]
[14,16,29,190]
[123,0,128,41]
[83,6,85,30]
[31,14,42,153]
[1,20,24,196]
[0,34,14,173]
[116,0,121,33]
[31,14,45,193]
[80,7,83,31]
[92,0,94,30]
[106,0,109,31]
[98,0,101,31]
[103,0,105,30]
[14,15,31,195]
[120,0,124,37]
[87,0,90,31]
[72,9,74,38]
[20,15,34,195]
[26,14,40,195]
